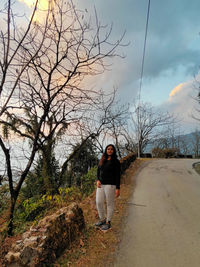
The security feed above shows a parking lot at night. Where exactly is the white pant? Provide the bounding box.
[96,184,116,222]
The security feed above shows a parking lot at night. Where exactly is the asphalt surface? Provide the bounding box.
[114,159,200,267]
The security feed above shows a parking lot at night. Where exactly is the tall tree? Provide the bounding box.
[0,0,125,235]
[0,0,47,235]
[65,139,98,187]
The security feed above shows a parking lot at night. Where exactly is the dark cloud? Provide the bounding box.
[75,0,200,81]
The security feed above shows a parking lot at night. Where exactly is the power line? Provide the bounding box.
[138,0,151,102]
[137,0,151,158]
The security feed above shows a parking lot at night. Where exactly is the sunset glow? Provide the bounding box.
[19,0,49,9]
[18,0,51,22]
[169,83,183,98]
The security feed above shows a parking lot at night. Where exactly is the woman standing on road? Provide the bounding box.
[95,144,121,231]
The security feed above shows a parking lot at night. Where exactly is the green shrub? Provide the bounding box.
[17,196,47,222]
[16,186,83,224]
[79,166,97,197]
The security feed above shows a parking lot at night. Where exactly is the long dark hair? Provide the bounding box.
[99,144,117,166]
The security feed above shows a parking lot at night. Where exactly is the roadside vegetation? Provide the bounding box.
[0,151,137,266]
[0,165,97,261]
[0,157,144,267]
[0,146,98,238]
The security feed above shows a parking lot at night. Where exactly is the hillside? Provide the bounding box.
[145,131,199,156]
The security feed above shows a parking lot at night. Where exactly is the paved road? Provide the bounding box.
[115,159,200,267]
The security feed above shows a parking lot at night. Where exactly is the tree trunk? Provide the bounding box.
[8,192,18,236]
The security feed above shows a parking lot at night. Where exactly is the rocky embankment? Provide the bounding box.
[4,203,84,267]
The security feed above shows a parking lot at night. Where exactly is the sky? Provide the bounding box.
[74,0,200,133]
[2,0,200,134]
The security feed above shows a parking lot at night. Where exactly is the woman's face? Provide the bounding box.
[106,146,114,156]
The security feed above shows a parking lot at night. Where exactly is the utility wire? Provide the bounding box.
[137,0,151,158]
[138,0,151,102]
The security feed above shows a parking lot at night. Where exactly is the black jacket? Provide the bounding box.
[97,159,121,189]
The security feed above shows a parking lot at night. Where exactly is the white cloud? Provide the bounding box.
[169,83,188,100]
[159,77,200,133]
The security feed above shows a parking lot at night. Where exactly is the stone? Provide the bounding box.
[30,227,38,232]
[20,246,39,266]
[23,236,39,247]
[4,202,85,267]
[22,231,31,239]
[12,243,23,252]
[16,240,23,244]
[5,252,20,263]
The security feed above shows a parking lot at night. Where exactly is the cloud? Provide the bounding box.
[168,79,197,103]
[18,0,52,23]
[16,0,200,87]
[158,77,200,133]
[18,0,49,9]
[14,0,200,133]
[76,0,200,77]
[169,83,184,98]
[73,0,200,111]
[18,0,35,8]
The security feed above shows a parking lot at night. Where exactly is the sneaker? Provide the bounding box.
[100,221,111,232]
[94,219,106,228]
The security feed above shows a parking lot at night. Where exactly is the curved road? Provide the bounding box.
[115,159,200,267]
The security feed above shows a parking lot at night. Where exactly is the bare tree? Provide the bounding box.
[102,103,129,158]
[152,123,181,150]
[0,0,48,235]
[75,92,130,158]
[132,102,175,156]
[0,0,125,235]
[179,135,190,156]
[191,129,200,158]
[0,0,45,116]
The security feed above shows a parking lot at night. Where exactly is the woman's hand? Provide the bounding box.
[115,189,120,198]
[97,180,101,188]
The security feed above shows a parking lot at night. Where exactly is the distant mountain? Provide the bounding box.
[145,131,200,156]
